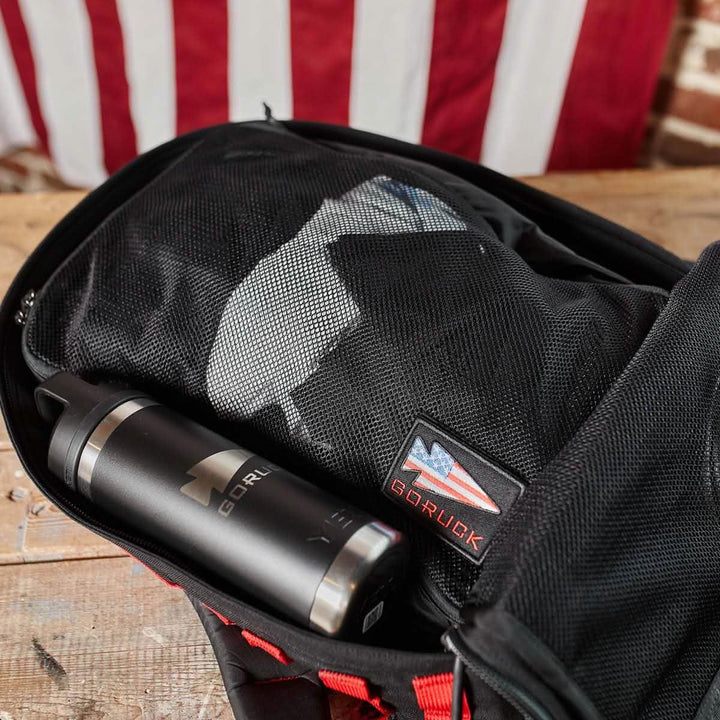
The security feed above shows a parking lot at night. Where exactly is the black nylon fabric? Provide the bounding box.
[192,597,522,720]
[470,244,720,719]
[195,601,333,720]
[22,123,667,622]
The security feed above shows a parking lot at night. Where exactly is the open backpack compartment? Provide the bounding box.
[2,119,719,720]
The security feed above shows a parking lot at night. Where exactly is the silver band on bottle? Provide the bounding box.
[308,521,402,635]
[76,398,159,499]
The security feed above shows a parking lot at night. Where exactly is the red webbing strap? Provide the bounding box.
[318,669,392,717]
[241,629,293,665]
[412,672,471,720]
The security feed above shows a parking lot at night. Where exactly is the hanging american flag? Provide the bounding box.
[0,0,676,188]
[402,437,500,514]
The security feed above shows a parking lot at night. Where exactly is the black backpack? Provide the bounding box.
[2,119,717,720]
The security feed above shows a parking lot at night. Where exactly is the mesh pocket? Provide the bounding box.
[24,123,666,616]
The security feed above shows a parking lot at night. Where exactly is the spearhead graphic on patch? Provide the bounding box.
[402,437,500,514]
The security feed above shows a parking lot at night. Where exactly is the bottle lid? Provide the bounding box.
[35,372,147,491]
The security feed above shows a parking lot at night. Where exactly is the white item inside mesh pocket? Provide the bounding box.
[205,175,470,445]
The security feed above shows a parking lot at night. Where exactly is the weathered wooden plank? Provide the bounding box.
[0,555,233,719]
[0,450,122,566]
[525,166,720,260]
[0,191,85,253]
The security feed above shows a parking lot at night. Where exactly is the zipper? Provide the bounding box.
[14,289,35,327]
[443,626,551,720]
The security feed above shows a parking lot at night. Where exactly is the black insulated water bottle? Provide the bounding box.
[35,372,405,638]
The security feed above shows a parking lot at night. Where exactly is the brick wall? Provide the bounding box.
[645,0,720,166]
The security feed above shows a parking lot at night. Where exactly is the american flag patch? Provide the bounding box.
[384,419,524,563]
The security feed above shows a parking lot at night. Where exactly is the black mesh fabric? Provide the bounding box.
[468,243,720,719]
[24,125,666,608]
[22,123,700,717]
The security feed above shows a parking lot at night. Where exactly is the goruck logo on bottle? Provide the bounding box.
[383,419,524,563]
[181,449,276,518]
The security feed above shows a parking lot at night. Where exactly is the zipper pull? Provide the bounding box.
[14,289,35,326]
[442,627,466,720]
[263,102,279,125]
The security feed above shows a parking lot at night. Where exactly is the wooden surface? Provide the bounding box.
[0,167,719,718]
[0,558,231,719]
[529,166,720,260]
